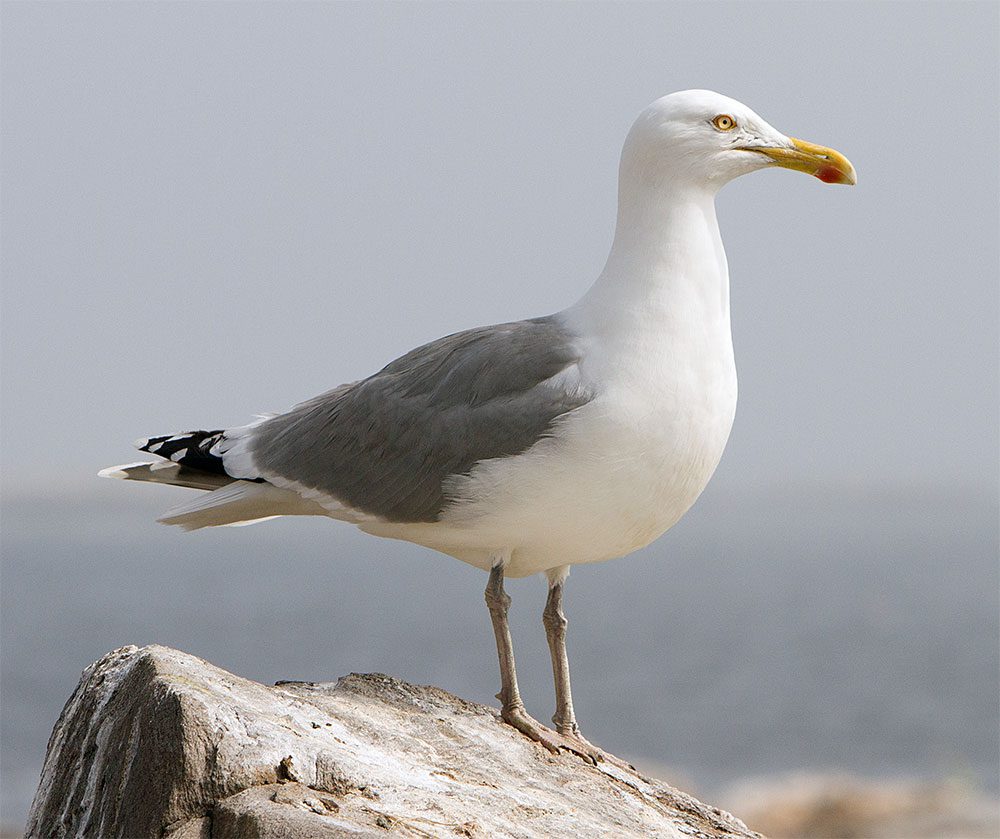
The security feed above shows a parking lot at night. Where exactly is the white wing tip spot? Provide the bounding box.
[98,461,154,479]
[98,466,129,479]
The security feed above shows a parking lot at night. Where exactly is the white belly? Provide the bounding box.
[362,351,737,578]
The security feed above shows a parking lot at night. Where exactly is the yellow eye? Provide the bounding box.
[712,114,736,131]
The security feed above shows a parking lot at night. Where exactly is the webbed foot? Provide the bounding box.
[501,704,601,765]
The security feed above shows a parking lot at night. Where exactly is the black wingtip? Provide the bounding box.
[136,430,229,476]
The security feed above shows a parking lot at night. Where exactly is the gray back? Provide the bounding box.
[250,316,592,523]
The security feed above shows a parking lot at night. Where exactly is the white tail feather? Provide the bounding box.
[157,482,327,531]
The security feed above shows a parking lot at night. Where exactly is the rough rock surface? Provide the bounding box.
[26,645,761,838]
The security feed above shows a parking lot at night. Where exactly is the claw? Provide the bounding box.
[501,706,601,765]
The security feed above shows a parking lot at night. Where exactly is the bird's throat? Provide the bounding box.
[572,183,731,341]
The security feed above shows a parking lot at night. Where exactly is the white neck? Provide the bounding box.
[566,160,731,345]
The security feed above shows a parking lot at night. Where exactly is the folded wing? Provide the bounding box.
[225,315,592,524]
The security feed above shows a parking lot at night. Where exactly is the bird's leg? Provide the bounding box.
[542,577,604,764]
[542,578,579,736]
[484,563,596,764]
[484,563,526,716]
[542,572,632,770]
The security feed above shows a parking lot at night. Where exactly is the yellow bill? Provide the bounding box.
[744,137,857,185]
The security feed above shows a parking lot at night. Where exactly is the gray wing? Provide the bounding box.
[247,315,592,523]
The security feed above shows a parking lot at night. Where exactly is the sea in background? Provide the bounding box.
[2,480,998,833]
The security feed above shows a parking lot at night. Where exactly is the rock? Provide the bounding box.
[26,645,761,838]
[721,773,1000,839]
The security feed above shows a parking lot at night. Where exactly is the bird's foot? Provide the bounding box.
[554,725,635,772]
[500,704,601,765]
[555,723,606,763]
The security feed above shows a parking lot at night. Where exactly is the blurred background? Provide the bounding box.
[2,2,997,836]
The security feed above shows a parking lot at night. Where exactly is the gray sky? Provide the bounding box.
[2,1,997,498]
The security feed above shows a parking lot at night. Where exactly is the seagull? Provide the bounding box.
[101,90,855,763]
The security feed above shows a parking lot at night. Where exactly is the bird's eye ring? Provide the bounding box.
[712,114,736,131]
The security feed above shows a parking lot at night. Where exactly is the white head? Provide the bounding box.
[621,90,855,191]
